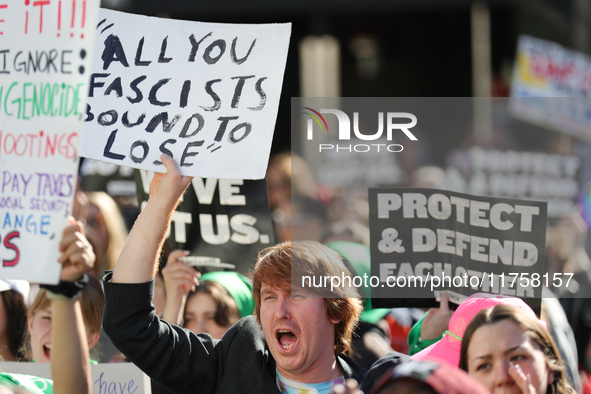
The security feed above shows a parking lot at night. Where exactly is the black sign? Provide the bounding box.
[369,188,547,309]
[136,170,274,273]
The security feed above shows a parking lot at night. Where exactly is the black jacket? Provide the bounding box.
[102,273,407,393]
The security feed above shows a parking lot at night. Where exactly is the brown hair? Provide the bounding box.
[30,275,105,334]
[1,290,29,361]
[252,241,363,354]
[185,280,240,328]
[459,304,572,394]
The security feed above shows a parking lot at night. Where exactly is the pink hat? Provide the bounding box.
[411,293,545,367]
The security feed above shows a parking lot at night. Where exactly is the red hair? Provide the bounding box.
[252,241,362,354]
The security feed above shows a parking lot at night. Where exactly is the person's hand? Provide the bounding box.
[163,250,200,299]
[332,379,364,394]
[149,154,193,211]
[421,291,452,340]
[161,250,200,324]
[111,156,193,285]
[508,362,537,394]
[57,217,95,282]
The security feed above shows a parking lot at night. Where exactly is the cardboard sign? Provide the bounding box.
[80,9,291,179]
[137,170,274,274]
[369,188,547,308]
[3,362,151,394]
[441,147,580,219]
[510,35,591,141]
[0,0,99,283]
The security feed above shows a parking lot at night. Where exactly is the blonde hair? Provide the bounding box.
[87,191,128,278]
[29,275,105,334]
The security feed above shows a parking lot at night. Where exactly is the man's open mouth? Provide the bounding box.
[276,329,298,351]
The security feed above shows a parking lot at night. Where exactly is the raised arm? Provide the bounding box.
[51,299,90,394]
[50,219,96,394]
[161,249,200,324]
[111,155,193,284]
[102,157,263,394]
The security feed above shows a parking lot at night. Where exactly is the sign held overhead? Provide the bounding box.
[81,9,291,179]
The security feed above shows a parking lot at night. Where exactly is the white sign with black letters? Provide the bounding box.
[81,9,291,179]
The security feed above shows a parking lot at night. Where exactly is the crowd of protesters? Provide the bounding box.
[0,150,590,394]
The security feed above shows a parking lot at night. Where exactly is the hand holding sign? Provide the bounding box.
[162,249,200,325]
[149,154,193,212]
[57,217,95,282]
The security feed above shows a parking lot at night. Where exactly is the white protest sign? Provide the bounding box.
[3,362,151,394]
[0,0,99,283]
[511,35,591,97]
[510,35,591,141]
[80,9,291,179]
[441,147,581,219]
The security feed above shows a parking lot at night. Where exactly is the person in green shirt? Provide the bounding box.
[161,249,254,339]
